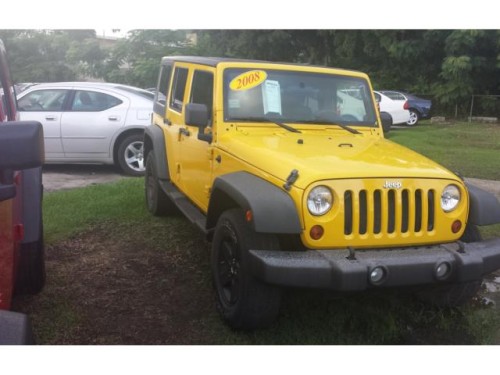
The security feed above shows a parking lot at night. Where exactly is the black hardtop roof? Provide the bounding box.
[161,56,264,66]
[160,56,362,75]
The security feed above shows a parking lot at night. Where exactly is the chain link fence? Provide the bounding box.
[468,95,500,122]
[412,94,500,122]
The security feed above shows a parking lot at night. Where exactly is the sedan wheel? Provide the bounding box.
[406,110,419,126]
[117,134,145,176]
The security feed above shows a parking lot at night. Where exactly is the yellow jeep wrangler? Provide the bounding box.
[144,56,500,329]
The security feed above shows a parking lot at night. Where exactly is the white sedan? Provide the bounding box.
[373,90,410,126]
[17,82,154,176]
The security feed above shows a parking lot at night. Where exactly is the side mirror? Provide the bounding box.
[185,103,212,143]
[0,121,44,170]
[379,112,392,134]
[0,121,44,202]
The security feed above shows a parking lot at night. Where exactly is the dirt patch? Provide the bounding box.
[43,165,128,192]
[12,219,500,345]
[13,221,224,344]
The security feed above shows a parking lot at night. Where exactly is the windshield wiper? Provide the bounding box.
[230,116,302,133]
[298,119,362,134]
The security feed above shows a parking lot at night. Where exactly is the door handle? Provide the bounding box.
[108,116,120,121]
[179,128,190,136]
[45,116,57,121]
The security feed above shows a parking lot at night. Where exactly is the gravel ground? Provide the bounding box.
[42,164,129,192]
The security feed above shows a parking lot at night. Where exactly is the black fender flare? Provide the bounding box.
[466,183,500,225]
[207,172,302,234]
[144,124,169,180]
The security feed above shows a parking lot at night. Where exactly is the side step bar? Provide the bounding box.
[158,179,207,234]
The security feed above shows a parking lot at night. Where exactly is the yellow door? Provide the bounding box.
[178,68,215,212]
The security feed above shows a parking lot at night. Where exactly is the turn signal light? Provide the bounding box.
[451,220,462,234]
[310,225,324,240]
[245,210,253,222]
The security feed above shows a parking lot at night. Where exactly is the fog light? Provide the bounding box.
[451,220,462,234]
[369,266,386,284]
[310,225,324,240]
[436,262,451,280]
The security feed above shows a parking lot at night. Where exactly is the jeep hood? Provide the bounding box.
[218,129,459,189]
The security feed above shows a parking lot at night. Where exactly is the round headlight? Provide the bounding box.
[441,184,461,212]
[307,186,333,216]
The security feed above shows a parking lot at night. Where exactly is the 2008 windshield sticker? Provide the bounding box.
[229,70,267,91]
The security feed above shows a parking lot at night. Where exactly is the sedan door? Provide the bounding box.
[17,89,70,159]
[61,90,127,160]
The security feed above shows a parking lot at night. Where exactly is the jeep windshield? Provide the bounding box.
[223,68,377,129]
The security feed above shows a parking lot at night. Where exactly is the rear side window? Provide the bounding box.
[18,89,69,111]
[153,64,172,115]
[170,67,188,112]
[190,70,214,117]
[71,90,122,111]
[157,65,172,105]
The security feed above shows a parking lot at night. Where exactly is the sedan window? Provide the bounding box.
[71,90,122,111]
[18,89,69,111]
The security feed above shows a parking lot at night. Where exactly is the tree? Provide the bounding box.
[0,30,101,83]
[99,30,197,88]
[432,30,499,115]
[1,29,498,118]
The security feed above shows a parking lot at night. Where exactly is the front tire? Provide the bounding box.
[211,209,282,330]
[117,134,145,176]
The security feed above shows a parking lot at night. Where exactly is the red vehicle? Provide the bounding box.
[0,39,45,344]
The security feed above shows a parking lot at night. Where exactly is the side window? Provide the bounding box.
[153,64,172,116]
[18,89,69,111]
[169,67,188,112]
[71,91,122,111]
[156,65,172,105]
[190,70,214,118]
[384,92,405,101]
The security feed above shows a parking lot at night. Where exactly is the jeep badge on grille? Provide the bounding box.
[383,181,402,189]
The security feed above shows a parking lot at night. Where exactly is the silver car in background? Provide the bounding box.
[17,82,154,176]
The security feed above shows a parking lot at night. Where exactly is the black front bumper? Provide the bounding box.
[249,239,500,291]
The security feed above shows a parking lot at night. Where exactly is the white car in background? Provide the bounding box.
[373,90,410,126]
[17,82,154,176]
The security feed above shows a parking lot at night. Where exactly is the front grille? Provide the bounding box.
[343,188,435,237]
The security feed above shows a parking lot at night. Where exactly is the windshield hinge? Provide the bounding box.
[283,169,299,191]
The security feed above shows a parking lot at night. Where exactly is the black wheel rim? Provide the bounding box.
[217,234,241,306]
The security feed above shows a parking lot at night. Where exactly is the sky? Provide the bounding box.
[3,1,499,30]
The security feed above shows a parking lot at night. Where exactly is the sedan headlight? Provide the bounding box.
[441,184,461,212]
[307,186,333,216]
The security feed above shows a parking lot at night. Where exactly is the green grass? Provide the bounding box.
[386,121,500,180]
[43,178,147,244]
